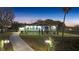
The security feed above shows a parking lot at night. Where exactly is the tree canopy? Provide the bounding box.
[0,7,14,28]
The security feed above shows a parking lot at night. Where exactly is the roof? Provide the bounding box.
[26,19,63,26]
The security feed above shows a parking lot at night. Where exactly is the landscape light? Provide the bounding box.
[45,39,52,51]
[45,37,53,48]
[1,40,4,48]
[45,40,52,45]
[4,40,10,44]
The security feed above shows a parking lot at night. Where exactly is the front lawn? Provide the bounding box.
[20,31,79,51]
[20,32,49,51]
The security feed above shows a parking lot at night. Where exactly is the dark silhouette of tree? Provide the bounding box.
[10,21,27,32]
[62,7,71,40]
[0,7,14,32]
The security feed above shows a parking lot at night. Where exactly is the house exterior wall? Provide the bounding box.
[19,25,57,32]
[25,25,42,31]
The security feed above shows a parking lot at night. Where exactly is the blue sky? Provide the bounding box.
[13,7,79,26]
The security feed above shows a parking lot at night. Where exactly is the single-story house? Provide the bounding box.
[19,20,63,35]
[19,25,57,32]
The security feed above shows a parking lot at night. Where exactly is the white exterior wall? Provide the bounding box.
[19,25,57,32]
[19,27,25,32]
[25,25,42,31]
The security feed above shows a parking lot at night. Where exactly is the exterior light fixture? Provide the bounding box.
[0,40,10,50]
[4,40,10,44]
[45,40,52,45]
[45,37,53,51]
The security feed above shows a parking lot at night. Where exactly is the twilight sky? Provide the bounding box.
[13,7,79,26]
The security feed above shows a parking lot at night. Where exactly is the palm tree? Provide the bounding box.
[62,7,71,40]
[61,7,71,50]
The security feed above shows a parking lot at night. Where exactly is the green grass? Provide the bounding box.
[20,32,49,51]
[20,31,79,51]
[53,36,79,51]
[0,32,11,39]
[50,32,79,51]
[59,32,79,36]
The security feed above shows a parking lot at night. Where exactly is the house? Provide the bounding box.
[19,19,63,35]
[19,25,57,32]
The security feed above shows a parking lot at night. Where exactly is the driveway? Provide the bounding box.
[9,32,34,51]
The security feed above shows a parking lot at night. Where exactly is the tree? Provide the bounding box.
[62,7,71,40]
[0,7,14,32]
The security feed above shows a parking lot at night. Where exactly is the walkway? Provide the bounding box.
[9,32,34,51]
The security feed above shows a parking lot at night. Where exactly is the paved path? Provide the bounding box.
[9,32,34,51]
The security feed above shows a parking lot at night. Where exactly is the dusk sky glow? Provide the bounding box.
[13,7,79,26]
